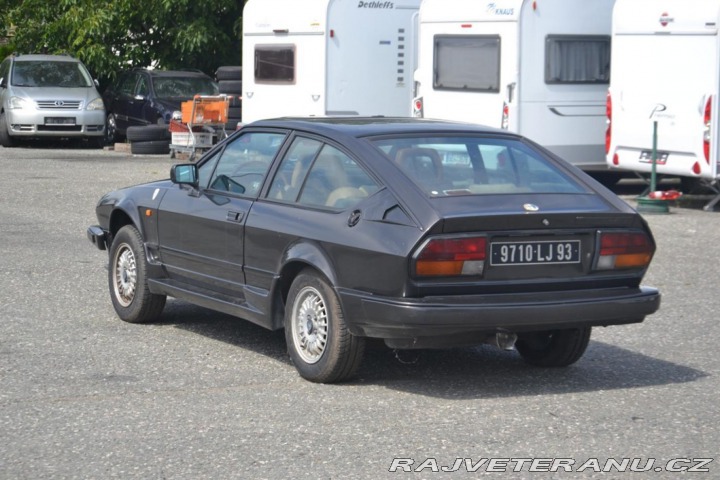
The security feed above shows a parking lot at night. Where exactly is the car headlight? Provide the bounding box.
[9,96,28,109]
[86,98,105,111]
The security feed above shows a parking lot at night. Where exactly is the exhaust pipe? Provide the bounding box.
[485,331,518,351]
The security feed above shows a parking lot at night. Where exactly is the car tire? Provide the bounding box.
[215,66,242,81]
[516,326,591,367]
[108,225,166,323]
[0,112,16,148]
[131,140,170,155]
[285,270,365,383]
[218,80,243,95]
[126,125,170,142]
[106,113,119,144]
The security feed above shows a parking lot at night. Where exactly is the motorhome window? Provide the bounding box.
[433,35,500,93]
[255,45,295,84]
[545,35,610,84]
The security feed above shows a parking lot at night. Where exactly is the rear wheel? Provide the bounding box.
[516,326,591,367]
[285,270,365,383]
[108,225,166,323]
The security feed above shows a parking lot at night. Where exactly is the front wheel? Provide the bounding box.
[105,113,118,145]
[108,225,166,323]
[516,326,591,367]
[0,112,16,147]
[285,270,365,383]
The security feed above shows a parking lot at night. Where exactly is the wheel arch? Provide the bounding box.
[269,242,339,330]
[108,207,141,245]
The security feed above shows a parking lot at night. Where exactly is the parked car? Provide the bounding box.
[0,53,105,147]
[103,68,219,144]
[87,117,661,383]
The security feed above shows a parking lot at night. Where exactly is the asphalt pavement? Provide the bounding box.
[0,144,718,479]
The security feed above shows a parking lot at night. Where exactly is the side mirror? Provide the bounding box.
[94,79,100,88]
[170,164,199,188]
[0,77,5,88]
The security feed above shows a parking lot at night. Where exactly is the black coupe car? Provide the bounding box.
[88,118,660,383]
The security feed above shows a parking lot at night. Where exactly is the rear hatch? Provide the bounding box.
[409,192,653,296]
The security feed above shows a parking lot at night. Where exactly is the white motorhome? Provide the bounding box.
[241,0,422,123]
[412,0,615,176]
[606,0,720,186]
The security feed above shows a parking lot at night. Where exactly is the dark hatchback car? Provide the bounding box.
[102,68,218,143]
[88,118,660,383]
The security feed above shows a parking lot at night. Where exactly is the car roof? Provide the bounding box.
[247,117,516,138]
[11,54,80,63]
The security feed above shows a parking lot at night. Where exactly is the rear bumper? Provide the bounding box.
[339,286,660,343]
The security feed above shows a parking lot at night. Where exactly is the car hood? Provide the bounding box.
[11,85,102,104]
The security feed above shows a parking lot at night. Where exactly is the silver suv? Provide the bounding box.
[0,54,105,147]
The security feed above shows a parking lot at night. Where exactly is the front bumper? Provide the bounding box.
[87,225,108,251]
[339,286,660,345]
[6,109,105,138]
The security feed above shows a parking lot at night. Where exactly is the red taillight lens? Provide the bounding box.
[415,236,487,277]
[501,102,509,130]
[605,91,612,155]
[413,97,424,118]
[704,96,712,163]
[596,232,654,270]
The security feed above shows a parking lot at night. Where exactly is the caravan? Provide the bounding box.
[606,0,720,188]
[412,0,616,178]
[241,0,422,123]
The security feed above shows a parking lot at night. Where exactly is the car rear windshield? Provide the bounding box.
[153,77,219,99]
[11,61,93,88]
[370,136,588,197]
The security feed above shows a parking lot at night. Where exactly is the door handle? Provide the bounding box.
[226,211,244,223]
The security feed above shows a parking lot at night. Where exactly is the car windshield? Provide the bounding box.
[370,135,588,197]
[11,60,93,88]
[153,77,219,99]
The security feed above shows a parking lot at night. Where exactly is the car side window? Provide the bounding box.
[0,59,9,86]
[119,73,138,96]
[207,132,286,197]
[136,75,149,97]
[269,141,379,209]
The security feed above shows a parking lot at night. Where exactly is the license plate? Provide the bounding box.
[45,117,76,125]
[490,240,581,266]
[639,150,669,165]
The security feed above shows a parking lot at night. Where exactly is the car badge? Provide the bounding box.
[523,203,540,212]
[659,12,674,27]
[54,100,65,107]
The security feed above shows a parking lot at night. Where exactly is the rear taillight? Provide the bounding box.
[595,232,654,270]
[415,236,487,277]
[704,96,712,163]
[501,102,509,130]
[605,91,612,155]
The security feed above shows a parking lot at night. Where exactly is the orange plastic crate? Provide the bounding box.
[181,97,229,124]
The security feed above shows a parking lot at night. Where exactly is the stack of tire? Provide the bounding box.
[216,66,243,131]
[126,125,171,155]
